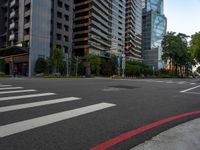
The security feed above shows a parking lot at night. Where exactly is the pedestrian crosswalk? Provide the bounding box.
[0,83,116,138]
[140,79,198,85]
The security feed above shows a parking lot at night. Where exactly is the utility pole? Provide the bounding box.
[65,53,69,76]
[75,56,79,77]
[122,53,126,78]
[117,54,121,77]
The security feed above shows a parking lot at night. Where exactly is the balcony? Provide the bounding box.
[24,10,31,17]
[9,22,15,30]
[25,0,31,5]
[9,34,15,41]
[10,11,16,19]
[24,22,30,29]
[10,0,16,8]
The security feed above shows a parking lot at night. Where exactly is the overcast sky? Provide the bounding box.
[164,0,200,36]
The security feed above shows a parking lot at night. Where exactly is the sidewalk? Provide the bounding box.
[130,118,200,150]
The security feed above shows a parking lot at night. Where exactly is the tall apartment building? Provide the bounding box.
[73,0,142,60]
[0,0,73,76]
[73,0,112,57]
[110,0,126,55]
[142,0,167,70]
[125,0,143,61]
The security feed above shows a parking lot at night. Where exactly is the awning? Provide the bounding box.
[0,46,29,57]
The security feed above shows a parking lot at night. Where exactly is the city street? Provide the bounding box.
[0,77,200,150]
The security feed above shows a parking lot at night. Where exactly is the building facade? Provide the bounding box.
[73,0,112,57]
[142,0,167,70]
[0,0,73,76]
[125,0,143,61]
[110,0,126,55]
[0,0,145,76]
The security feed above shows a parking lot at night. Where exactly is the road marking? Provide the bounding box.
[0,93,56,101]
[0,89,36,94]
[166,81,174,84]
[190,83,196,85]
[178,81,186,84]
[180,85,200,93]
[155,81,164,83]
[90,110,200,150]
[0,97,81,113]
[183,92,200,95]
[103,88,120,92]
[0,87,24,90]
[0,85,12,87]
[0,103,116,138]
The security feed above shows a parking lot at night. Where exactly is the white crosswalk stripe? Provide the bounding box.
[0,87,24,90]
[0,84,116,138]
[0,85,12,87]
[0,89,37,94]
[0,93,56,101]
[0,97,81,112]
[0,103,116,138]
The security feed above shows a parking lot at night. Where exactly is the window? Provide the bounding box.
[64,46,68,53]
[56,45,61,49]
[64,15,69,21]
[64,36,68,42]
[57,0,63,8]
[64,25,69,31]
[57,11,62,18]
[56,33,62,40]
[64,4,69,11]
[57,22,62,29]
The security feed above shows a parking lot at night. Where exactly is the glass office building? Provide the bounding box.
[142,0,167,70]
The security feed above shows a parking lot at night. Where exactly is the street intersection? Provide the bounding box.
[0,78,200,150]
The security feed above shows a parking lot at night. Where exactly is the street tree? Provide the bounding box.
[87,54,101,75]
[50,48,64,74]
[191,32,200,63]
[34,57,47,74]
[162,32,195,76]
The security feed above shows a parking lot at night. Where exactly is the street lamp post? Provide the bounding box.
[122,53,126,78]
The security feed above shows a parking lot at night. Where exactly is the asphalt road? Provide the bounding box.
[0,77,200,150]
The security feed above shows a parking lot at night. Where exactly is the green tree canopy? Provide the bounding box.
[162,32,195,76]
[191,32,200,63]
[87,54,101,75]
[50,48,64,73]
[34,57,47,74]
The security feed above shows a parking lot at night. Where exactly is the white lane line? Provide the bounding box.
[166,81,174,84]
[0,93,56,101]
[190,83,196,85]
[0,85,12,87]
[180,85,200,93]
[184,92,200,95]
[0,87,24,90]
[178,81,186,84]
[0,97,81,113]
[155,81,164,83]
[0,103,116,138]
[0,89,36,94]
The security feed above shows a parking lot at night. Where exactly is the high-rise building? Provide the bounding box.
[0,0,144,76]
[0,0,73,76]
[73,0,112,57]
[110,0,126,55]
[125,0,143,61]
[142,0,167,70]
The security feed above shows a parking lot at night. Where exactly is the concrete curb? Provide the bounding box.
[130,118,200,150]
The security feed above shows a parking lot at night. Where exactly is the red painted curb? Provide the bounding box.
[90,110,200,150]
